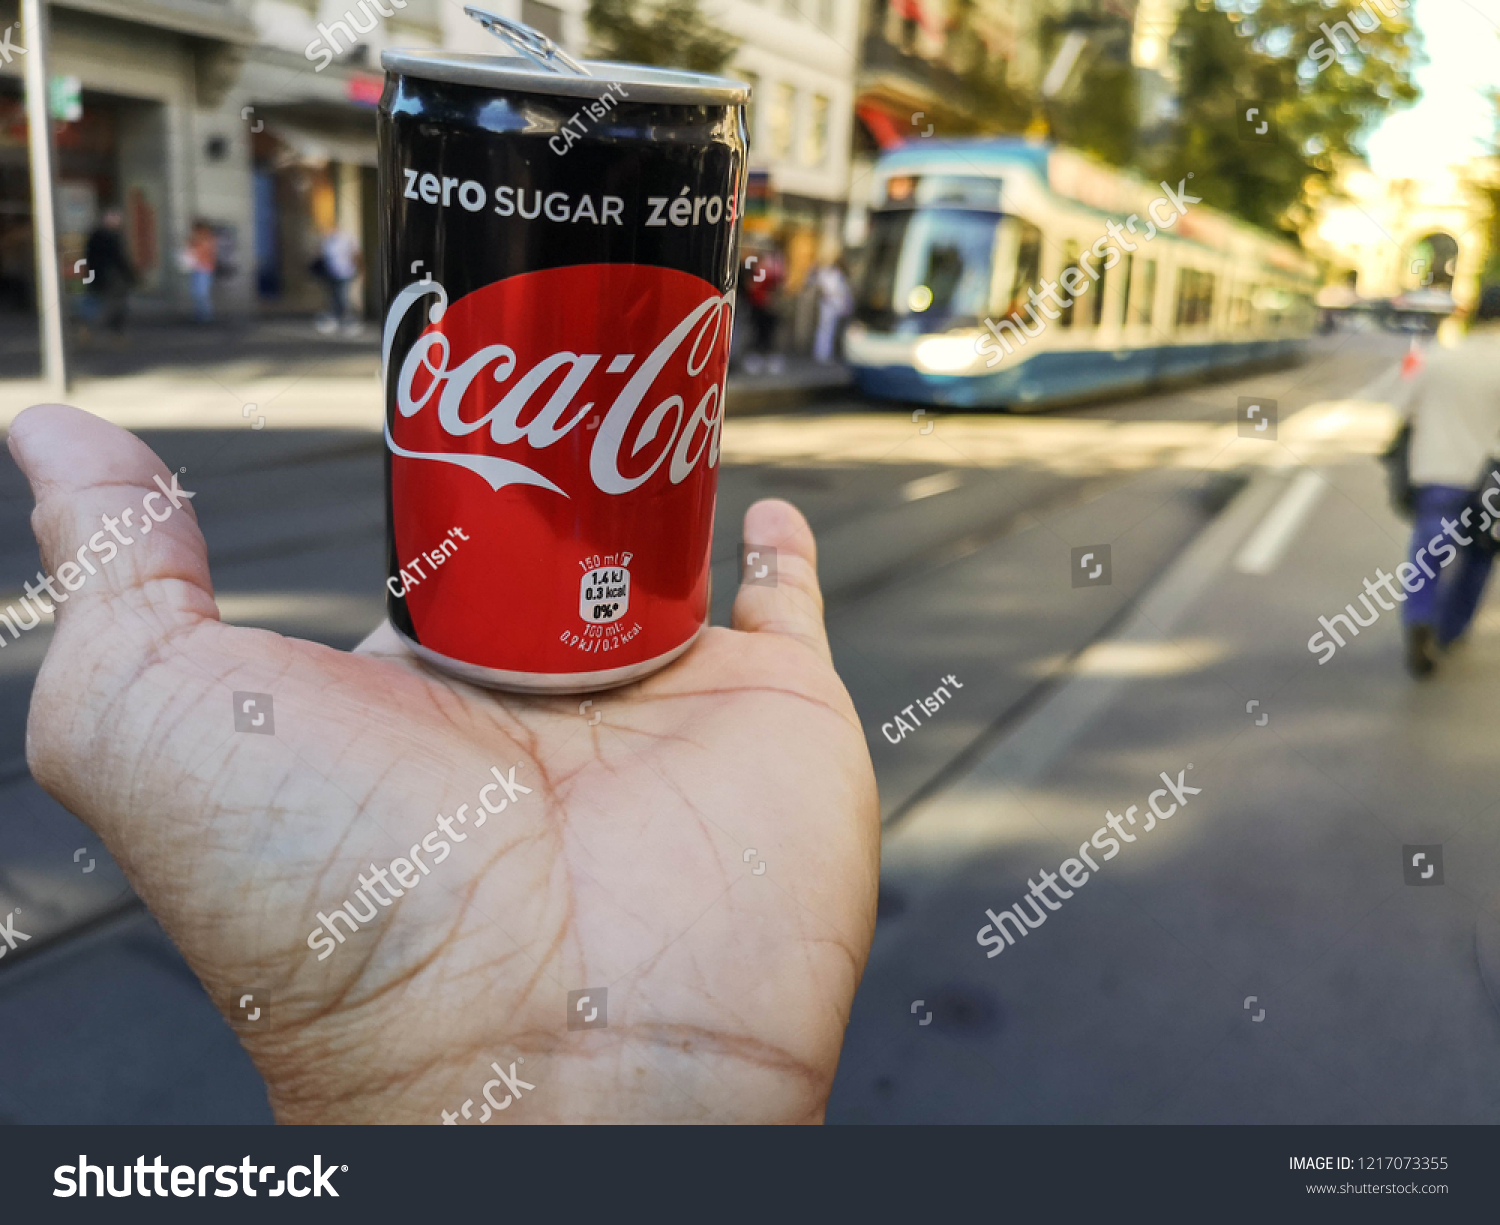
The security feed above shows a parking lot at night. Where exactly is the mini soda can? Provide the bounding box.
[379,8,749,692]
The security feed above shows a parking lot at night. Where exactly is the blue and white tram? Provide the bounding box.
[844,139,1317,409]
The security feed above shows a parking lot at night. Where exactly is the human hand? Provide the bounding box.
[9,404,879,1124]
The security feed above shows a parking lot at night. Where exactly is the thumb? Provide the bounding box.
[5,403,218,635]
[730,498,832,663]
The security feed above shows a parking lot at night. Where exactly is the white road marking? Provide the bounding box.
[1233,468,1327,575]
[900,470,963,502]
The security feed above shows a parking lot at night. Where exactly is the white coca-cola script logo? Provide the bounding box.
[381,275,731,499]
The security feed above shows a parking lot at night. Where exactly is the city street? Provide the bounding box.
[5,330,1497,1124]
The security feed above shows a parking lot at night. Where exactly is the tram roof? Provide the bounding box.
[874,138,1313,276]
[877,136,1054,170]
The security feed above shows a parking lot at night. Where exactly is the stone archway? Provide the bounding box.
[1409,231,1459,289]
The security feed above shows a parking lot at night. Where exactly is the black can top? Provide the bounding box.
[381,49,751,108]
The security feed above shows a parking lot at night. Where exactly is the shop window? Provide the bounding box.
[769,83,796,160]
[803,94,829,166]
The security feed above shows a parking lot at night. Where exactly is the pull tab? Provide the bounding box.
[463,6,592,76]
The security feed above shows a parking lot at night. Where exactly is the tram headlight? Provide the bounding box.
[914,334,981,374]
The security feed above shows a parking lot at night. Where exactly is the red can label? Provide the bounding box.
[383,262,730,677]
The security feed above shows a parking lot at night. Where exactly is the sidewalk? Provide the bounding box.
[0,316,381,382]
[827,411,1500,1122]
[0,320,849,430]
[723,353,852,415]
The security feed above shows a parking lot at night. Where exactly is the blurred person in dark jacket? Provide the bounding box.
[83,209,136,337]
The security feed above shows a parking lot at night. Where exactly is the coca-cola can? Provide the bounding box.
[377,23,748,693]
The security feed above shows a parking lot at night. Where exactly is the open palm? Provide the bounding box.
[10,404,879,1124]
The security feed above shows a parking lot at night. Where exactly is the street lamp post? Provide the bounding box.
[21,0,69,393]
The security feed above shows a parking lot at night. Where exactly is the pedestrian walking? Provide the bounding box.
[741,242,785,375]
[82,208,135,337]
[812,257,852,364]
[316,226,361,334]
[1394,283,1500,676]
[181,220,219,323]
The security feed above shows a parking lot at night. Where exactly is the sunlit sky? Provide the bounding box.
[1364,0,1500,176]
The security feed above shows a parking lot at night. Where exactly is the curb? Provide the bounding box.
[725,375,854,416]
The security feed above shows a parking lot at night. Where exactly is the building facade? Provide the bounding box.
[1302,159,1495,310]
[0,0,584,327]
[846,0,1074,248]
[0,0,261,324]
[707,0,859,306]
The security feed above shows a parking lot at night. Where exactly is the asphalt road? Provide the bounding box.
[0,332,1415,1122]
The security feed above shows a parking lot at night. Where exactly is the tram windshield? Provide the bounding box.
[854,208,999,333]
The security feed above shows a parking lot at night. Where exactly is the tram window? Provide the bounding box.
[1253,284,1290,328]
[852,208,1001,331]
[1137,260,1156,326]
[914,217,995,320]
[1176,269,1215,327]
[858,217,905,317]
[1231,287,1252,328]
[1059,241,1081,328]
[1092,261,1107,326]
[1121,254,1133,323]
[1000,220,1043,322]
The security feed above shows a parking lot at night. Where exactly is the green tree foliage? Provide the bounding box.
[944,0,1033,134]
[1150,0,1422,235]
[1040,15,1141,167]
[585,0,740,73]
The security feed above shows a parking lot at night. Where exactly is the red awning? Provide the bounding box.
[890,0,940,33]
[856,103,907,150]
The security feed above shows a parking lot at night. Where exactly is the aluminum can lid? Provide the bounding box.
[380,49,752,107]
